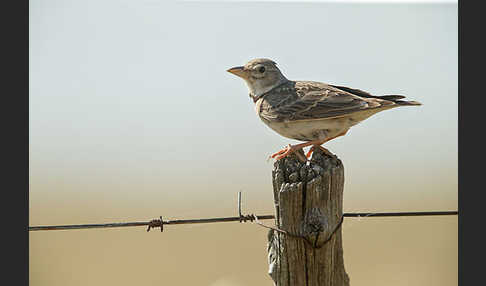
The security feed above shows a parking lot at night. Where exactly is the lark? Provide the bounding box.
[227,58,421,161]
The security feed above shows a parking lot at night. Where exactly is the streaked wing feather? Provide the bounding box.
[260,81,383,122]
[329,84,406,101]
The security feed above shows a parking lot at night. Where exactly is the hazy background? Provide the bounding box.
[29,0,457,285]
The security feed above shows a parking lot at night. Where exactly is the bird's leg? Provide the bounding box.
[270,141,317,161]
[305,145,335,158]
[305,130,348,158]
[269,146,290,158]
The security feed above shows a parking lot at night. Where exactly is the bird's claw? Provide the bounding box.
[269,144,307,162]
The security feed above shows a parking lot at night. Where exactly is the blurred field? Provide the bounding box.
[29,185,457,286]
[29,213,457,286]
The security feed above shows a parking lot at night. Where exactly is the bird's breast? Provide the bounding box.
[262,117,354,142]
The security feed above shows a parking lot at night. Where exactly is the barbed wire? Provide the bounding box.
[28,192,458,232]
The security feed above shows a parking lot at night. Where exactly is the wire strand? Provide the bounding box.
[28,211,457,232]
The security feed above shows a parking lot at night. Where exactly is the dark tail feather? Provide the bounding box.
[394,100,422,106]
[329,85,421,106]
[376,95,421,106]
[379,95,406,101]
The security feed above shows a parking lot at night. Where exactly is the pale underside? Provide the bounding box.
[260,105,395,142]
[254,80,402,142]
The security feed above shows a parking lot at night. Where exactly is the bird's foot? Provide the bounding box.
[269,144,307,162]
[305,145,335,158]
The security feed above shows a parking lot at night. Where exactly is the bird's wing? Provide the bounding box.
[328,84,406,101]
[259,81,394,122]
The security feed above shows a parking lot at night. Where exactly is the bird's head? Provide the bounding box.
[227,58,288,97]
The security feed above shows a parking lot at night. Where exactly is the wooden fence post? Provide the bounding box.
[267,148,350,286]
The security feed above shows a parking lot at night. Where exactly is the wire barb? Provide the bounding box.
[238,191,243,222]
[28,192,458,232]
[238,192,259,223]
[147,216,164,232]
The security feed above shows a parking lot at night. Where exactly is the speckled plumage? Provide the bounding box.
[227,58,421,159]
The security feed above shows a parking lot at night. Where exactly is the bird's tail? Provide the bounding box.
[375,95,422,106]
[378,95,406,101]
[329,85,422,106]
[394,100,422,106]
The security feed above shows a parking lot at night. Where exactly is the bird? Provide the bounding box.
[227,58,422,161]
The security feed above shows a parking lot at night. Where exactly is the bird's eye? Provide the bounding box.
[258,66,266,73]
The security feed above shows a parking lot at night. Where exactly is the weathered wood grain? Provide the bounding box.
[268,148,349,286]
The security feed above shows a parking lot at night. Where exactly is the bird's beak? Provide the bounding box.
[227,66,248,79]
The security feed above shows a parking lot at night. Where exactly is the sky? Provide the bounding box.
[29,1,457,285]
